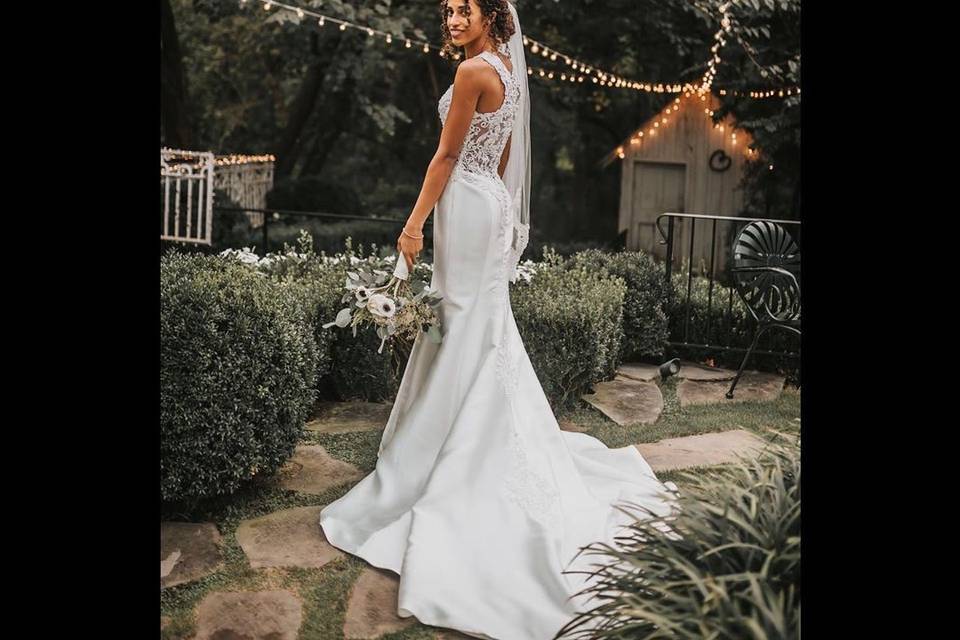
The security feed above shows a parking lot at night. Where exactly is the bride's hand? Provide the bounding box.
[396,225,423,272]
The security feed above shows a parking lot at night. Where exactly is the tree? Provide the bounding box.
[160,0,193,147]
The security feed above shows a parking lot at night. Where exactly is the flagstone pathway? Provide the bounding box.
[162,359,795,639]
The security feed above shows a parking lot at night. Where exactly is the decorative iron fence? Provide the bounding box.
[656,212,801,361]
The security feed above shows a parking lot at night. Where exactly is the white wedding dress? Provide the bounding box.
[319,50,677,640]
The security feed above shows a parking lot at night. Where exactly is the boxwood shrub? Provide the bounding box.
[160,250,318,501]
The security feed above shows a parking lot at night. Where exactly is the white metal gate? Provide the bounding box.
[161,148,215,245]
[214,158,274,229]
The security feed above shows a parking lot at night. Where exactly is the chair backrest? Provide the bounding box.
[731,220,801,323]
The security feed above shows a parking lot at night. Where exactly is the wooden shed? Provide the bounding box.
[600,92,758,275]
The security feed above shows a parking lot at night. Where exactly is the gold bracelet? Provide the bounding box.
[402,227,424,240]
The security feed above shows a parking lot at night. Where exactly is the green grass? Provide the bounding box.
[162,383,800,639]
[557,381,800,448]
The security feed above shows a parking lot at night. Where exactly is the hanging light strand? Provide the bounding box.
[245,0,446,56]
[241,0,798,98]
[609,91,763,165]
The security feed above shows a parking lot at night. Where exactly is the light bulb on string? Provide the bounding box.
[233,2,796,102]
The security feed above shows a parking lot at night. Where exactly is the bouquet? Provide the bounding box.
[322,254,444,355]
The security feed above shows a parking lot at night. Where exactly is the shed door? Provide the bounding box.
[631,161,686,257]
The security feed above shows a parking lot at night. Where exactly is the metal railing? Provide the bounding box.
[655,212,801,360]
[213,206,433,253]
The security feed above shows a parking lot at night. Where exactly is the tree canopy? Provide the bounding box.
[161,0,801,248]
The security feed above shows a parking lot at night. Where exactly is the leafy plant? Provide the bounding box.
[558,440,800,639]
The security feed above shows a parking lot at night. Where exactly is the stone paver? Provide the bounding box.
[161,522,224,589]
[635,429,768,471]
[343,566,416,639]
[307,401,393,434]
[558,418,589,433]
[278,445,366,495]
[581,377,663,426]
[193,590,302,640]
[616,363,661,382]
[677,371,784,406]
[236,505,345,569]
[674,360,738,381]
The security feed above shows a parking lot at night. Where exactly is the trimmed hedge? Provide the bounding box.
[260,235,434,401]
[567,248,672,361]
[511,247,627,409]
[160,251,318,501]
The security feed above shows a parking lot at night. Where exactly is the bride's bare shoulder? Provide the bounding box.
[450,57,489,95]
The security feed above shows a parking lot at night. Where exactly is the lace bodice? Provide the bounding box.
[438,50,520,178]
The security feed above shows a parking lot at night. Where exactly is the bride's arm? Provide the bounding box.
[403,61,484,236]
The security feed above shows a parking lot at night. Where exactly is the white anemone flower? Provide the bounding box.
[367,293,397,318]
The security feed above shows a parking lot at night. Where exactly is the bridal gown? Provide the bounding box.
[319,50,678,640]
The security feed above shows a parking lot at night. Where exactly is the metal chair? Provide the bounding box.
[726,220,801,398]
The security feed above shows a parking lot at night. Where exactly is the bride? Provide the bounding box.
[319,2,678,638]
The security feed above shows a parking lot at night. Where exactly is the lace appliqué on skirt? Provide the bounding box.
[503,426,563,531]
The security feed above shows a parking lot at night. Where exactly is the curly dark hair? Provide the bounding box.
[439,0,516,60]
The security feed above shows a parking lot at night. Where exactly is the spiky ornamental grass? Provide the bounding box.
[557,442,800,640]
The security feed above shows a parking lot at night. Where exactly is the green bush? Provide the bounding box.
[160,251,318,502]
[262,217,420,261]
[511,247,627,409]
[282,235,436,401]
[558,440,800,640]
[568,249,671,361]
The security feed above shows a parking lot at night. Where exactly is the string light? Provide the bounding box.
[236,0,798,100]
[163,151,277,171]
[215,154,277,166]
[603,91,763,167]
